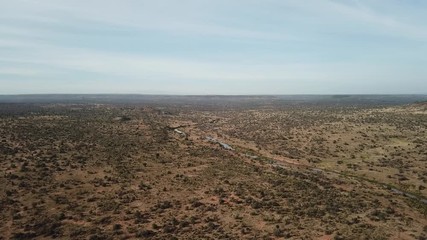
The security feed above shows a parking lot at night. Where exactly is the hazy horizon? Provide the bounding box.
[1,0,427,94]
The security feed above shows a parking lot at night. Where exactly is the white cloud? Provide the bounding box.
[0,0,292,41]
[0,38,409,86]
[0,67,41,76]
[0,42,307,81]
[277,0,427,40]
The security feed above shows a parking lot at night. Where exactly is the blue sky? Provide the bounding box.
[1,0,426,94]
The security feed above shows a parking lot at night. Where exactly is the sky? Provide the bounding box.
[1,0,427,95]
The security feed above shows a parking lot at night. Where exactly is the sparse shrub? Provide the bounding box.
[273,225,283,237]
[139,181,152,191]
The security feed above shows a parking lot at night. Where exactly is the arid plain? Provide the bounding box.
[0,95,426,239]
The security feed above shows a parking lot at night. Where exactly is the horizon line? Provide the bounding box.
[1,93,427,96]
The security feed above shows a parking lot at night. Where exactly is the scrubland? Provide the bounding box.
[0,97,426,239]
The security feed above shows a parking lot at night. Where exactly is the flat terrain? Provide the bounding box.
[0,95,426,239]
